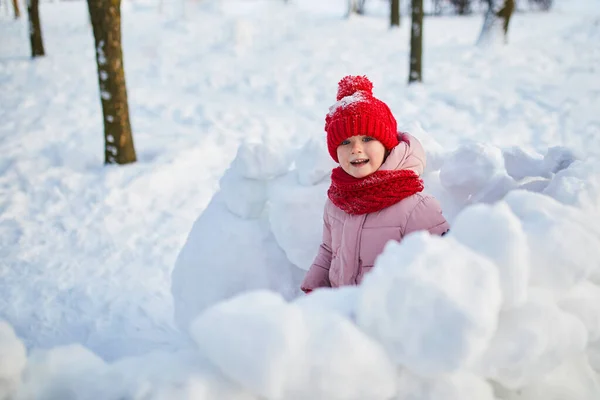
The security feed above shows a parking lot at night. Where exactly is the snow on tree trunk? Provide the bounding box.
[477,0,515,47]
[391,0,400,27]
[87,0,137,165]
[409,0,423,83]
[11,0,20,19]
[26,0,44,57]
[346,0,366,18]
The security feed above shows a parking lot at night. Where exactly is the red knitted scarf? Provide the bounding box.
[328,167,424,215]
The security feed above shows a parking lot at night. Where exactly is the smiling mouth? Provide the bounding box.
[350,158,369,166]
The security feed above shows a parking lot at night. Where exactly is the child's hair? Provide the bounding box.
[325,75,399,162]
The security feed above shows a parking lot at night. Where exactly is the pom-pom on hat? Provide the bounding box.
[325,75,399,162]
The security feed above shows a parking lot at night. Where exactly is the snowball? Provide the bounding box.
[502,146,547,180]
[440,142,506,200]
[558,282,600,342]
[542,146,578,175]
[543,159,600,212]
[171,195,301,333]
[356,233,502,376]
[191,292,305,399]
[476,299,588,389]
[399,121,446,173]
[294,137,336,186]
[0,321,26,399]
[220,169,268,219]
[469,172,518,204]
[395,370,495,400]
[230,140,292,180]
[450,202,529,309]
[268,174,328,270]
[544,173,588,208]
[504,190,600,291]
[190,291,396,400]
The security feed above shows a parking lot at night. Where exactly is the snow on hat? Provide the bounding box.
[325,75,399,162]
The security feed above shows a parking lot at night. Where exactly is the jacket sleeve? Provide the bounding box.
[301,210,333,293]
[403,195,450,237]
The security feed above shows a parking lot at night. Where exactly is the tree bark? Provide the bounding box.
[497,0,515,36]
[87,0,137,165]
[391,0,400,27]
[27,0,45,57]
[12,0,20,18]
[409,0,423,83]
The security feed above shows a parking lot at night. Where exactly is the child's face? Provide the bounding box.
[336,135,386,178]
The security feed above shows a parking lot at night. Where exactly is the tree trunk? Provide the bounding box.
[477,0,515,46]
[409,0,423,83]
[27,0,45,57]
[12,0,20,18]
[433,0,442,15]
[497,0,515,36]
[87,0,137,165]
[346,0,366,18]
[454,0,471,15]
[357,0,366,14]
[391,0,400,27]
[346,0,356,17]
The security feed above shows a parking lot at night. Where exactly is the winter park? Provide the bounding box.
[1,0,600,398]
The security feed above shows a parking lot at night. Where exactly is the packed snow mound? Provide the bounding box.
[168,131,600,399]
[451,202,529,310]
[356,233,502,377]
[172,130,599,329]
[2,0,600,396]
[3,134,600,398]
[190,291,397,400]
[170,140,305,331]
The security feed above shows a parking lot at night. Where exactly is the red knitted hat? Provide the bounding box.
[325,75,399,162]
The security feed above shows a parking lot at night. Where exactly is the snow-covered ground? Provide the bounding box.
[1,0,600,398]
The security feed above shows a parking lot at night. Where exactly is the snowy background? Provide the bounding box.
[1,0,600,398]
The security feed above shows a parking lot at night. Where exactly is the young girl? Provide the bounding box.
[301,75,450,293]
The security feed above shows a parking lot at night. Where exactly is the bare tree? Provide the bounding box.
[87,0,137,164]
[391,0,400,27]
[11,0,20,18]
[409,0,423,83]
[477,0,515,46]
[27,0,45,57]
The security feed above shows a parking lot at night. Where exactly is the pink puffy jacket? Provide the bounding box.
[301,133,450,292]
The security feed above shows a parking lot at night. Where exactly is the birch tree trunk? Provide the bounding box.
[27,0,45,57]
[477,0,515,46]
[87,0,137,165]
[12,0,20,18]
[391,0,400,27]
[409,0,423,83]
